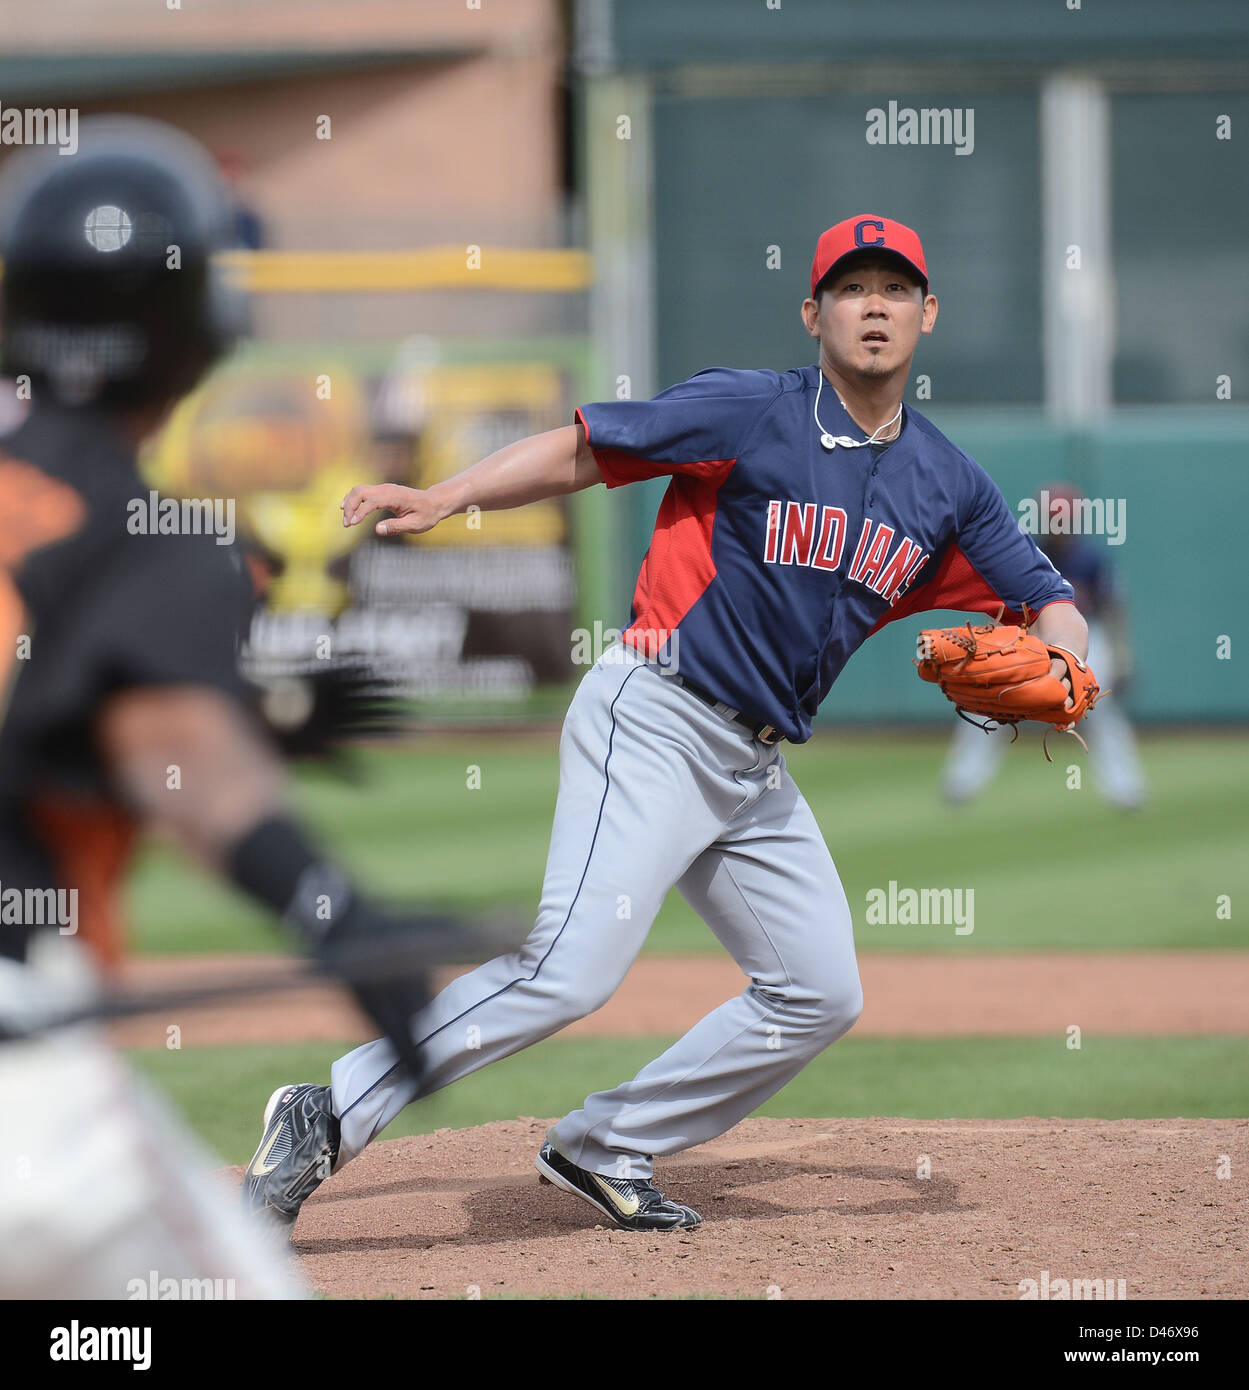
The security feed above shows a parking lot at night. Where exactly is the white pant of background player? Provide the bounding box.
[941,618,1147,809]
[331,642,862,1178]
[0,939,300,1300]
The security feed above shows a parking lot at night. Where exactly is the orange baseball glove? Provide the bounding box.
[915,614,1100,759]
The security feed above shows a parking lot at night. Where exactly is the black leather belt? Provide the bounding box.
[671,675,784,746]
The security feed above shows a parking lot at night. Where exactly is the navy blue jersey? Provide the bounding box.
[577,365,1074,742]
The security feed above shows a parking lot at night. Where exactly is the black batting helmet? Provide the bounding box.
[0,116,248,408]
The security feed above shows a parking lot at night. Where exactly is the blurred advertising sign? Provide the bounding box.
[148,360,370,616]
[145,345,575,697]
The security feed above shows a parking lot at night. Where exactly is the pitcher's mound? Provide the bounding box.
[272,1117,1246,1300]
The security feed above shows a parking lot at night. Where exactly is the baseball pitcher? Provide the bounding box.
[246,215,1094,1234]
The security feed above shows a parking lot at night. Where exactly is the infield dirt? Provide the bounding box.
[114,950,1249,1048]
[135,950,1245,1298]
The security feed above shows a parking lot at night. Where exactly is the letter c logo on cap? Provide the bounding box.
[854,218,886,248]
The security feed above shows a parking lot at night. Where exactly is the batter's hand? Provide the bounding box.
[340,483,444,537]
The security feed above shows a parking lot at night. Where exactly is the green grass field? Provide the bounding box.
[126,729,1249,955]
[130,1034,1249,1165]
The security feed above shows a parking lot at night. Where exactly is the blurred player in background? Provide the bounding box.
[0,116,446,1298]
[942,482,1146,810]
[215,146,267,250]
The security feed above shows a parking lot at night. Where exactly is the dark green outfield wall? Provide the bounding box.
[609,0,1249,68]
[649,87,1249,409]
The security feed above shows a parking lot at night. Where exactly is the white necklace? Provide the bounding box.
[813,369,903,451]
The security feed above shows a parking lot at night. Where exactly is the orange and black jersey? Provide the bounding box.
[0,403,253,965]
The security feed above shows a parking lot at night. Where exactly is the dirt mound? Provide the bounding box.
[250,1116,1247,1300]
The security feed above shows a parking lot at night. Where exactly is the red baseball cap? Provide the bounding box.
[810,215,928,296]
[1039,481,1082,521]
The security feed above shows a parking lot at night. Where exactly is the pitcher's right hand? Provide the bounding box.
[340,483,445,536]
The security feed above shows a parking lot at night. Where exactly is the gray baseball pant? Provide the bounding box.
[330,642,862,1178]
